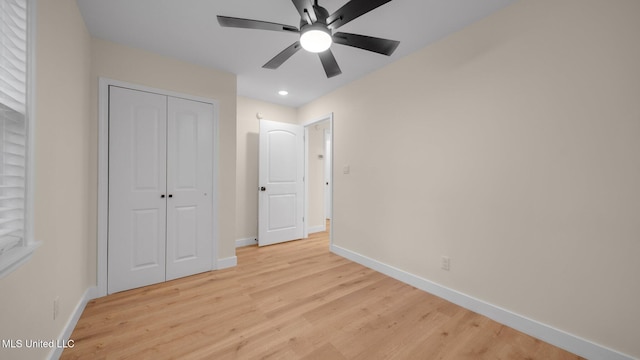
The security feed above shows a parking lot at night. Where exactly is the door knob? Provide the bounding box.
[260,186,266,191]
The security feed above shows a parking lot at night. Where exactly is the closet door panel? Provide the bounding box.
[166,97,214,280]
[108,86,167,294]
[174,206,197,260]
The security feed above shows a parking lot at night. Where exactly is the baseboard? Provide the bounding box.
[330,244,634,360]
[217,256,237,269]
[236,237,257,248]
[307,225,326,234]
[48,286,98,360]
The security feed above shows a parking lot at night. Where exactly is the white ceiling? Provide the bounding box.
[77,0,516,108]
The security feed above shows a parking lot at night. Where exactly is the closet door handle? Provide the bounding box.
[161,194,165,198]
[168,194,173,198]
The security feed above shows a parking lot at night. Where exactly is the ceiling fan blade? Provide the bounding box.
[263,41,303,69]
[333,32,400,56]
[217,16,298,33]
[327,0,393,30]
[318,49,342,78]
[291,0,317,25]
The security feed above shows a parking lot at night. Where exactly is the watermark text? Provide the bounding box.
[2,339,75,349]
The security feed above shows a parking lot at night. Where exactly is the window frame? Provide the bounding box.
[0,0,38,279]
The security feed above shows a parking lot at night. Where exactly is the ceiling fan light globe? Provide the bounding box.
[300,27,332,53]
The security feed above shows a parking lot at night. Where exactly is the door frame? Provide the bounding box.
[97,78,220,297]
[302,113,333,244]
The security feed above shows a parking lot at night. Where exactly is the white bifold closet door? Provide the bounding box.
[108,86,213,294]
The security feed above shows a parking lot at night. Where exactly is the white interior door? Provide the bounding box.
[259,120,304,246]
[165,97,213,280]
[108,86,167,293]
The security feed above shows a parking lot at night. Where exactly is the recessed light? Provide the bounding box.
[278,90,289,96]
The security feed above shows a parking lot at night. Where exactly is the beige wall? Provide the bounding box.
[0,0,93,359]
[91,38,238,261]
[236,96,297,241]
[298,0,640,357]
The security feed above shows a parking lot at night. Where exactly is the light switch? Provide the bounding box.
[343,165,350,174]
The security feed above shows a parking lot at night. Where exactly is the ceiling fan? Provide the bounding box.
[217,0,400,78]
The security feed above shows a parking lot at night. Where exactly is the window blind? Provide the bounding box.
[0,0,27,114]
[0,0,29,270]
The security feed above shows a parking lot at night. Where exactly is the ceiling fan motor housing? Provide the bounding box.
[301,4,330,27]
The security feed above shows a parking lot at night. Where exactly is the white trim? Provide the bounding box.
[25,0,37,251]
[0,0,40,279]
[236,237,257,248]
[211,97,220,270]
[330,244,634,360]
[307,225,326,234]
[301,113,333,127]
[303,126,309,239]
[97,78,109,297]
[0,243,39,278]
[97,78,220,297]
[217,256,237,269]
[48,286,98,360]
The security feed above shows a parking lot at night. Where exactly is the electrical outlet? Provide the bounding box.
[441,256,450,271]
[53,297,60,320]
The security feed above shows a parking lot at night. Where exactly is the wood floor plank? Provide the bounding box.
[61,223,582,359]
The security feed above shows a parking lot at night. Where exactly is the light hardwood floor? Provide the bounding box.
[62,223,582,359]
